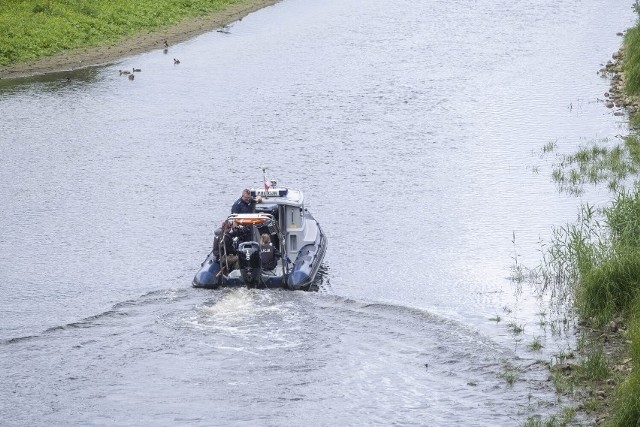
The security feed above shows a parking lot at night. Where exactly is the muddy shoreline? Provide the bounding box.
[0,0,280,80]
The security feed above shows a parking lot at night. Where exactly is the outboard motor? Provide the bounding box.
[237,241,262,288]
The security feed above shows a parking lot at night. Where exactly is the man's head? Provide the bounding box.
[241,189,252,202]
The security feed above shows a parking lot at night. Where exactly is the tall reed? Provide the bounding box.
[541,188,640,325]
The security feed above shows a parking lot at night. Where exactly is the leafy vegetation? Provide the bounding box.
[607,297,640,426]
[546,136,640,196]
[539,136,640,321]
[523,407,577,427]
[0,0,244,66]
[528,337,543,351]
[500,360,520,386]
[531,7,640,419]
[535,159,640,424]
[624,19,640,96]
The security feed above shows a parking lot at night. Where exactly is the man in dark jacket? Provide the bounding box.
[217,222,240,275]
[231,189,262,214]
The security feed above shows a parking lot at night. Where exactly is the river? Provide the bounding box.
[0,0,635,425]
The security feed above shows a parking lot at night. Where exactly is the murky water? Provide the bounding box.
[0,0,635,425]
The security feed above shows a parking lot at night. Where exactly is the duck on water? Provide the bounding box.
[192,180,327,291]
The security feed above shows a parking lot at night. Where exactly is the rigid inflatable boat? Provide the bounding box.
[192,184,327,291]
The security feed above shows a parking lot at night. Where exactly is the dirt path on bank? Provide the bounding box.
[0,0,280,80]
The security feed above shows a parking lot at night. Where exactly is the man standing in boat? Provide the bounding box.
[231,189,262,214]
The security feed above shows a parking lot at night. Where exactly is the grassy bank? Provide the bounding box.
[0,0,255,67]
[536,35,640,422]
[624,3,640,98]
[551,186,640,425]
[589,10,640,423]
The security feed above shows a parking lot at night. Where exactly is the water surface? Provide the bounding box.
[0,0,635,425]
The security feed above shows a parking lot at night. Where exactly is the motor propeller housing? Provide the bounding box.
[238,241,262,287]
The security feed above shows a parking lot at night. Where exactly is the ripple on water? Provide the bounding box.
[165,292,561,425]
[0,0,632,425]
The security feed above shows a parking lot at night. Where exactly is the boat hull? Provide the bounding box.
[286,223,327,291]
[192,252,221,289]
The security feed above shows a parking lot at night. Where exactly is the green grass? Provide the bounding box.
[0,0,246,66]
[573,187,640,324]
[533,80,640,420]
[605,297,640,426]
[539,188,640,325]
[576,339,609,382]
[624,23,640,97]
[538,134,640,425]
[545,136,640,196]
[536,180,640,425]
[578,250,640,324]
[537,161,640,425]
[523,407,576,427]
[550,369,574,394]
[554,350,574,365]
[500,361,520,386]
[507,322,524,335]
[528,337,543,351]
[606,371,640,427]
[532,7,640,425]
[523,416,559,427]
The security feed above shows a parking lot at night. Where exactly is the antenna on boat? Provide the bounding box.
[262,166,269,191]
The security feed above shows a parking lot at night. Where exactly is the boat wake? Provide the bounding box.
[1,287,563,425]
[0,288,189,346]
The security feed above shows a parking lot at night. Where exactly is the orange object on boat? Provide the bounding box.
[229,213,273,226]
[234,217,267,226]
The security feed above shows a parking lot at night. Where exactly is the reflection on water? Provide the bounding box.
[0,0,635,424]
[0,67,103,93]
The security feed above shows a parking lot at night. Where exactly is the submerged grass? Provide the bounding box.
[0,0,245,66]
[524,406,577,427]
[545,136,640,196]
[507,322,524,335]
[528,337,543,351]
[500,360,520,386]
